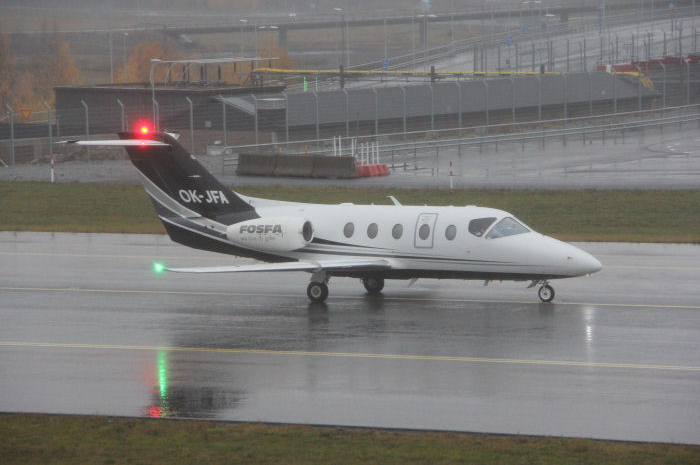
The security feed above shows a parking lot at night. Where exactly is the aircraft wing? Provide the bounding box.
[164,258,391,274]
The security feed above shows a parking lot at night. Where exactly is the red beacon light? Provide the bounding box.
[134,122,154,138]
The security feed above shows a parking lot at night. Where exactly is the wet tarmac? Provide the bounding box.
[1,232,699,444]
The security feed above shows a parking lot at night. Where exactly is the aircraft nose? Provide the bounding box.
[567,247,602,276]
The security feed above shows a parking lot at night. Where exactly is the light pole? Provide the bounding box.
[239,19,247,55]
[109,32,113,83]
[122,32,128,82]
[417,14,437,66]
[333,8,345,68]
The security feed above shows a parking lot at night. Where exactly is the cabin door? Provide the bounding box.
[414,213,438,248]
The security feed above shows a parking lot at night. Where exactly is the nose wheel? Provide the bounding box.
[538,283,555,302]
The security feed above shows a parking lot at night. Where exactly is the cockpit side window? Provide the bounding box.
[485,217,530,239]
[468,217,497,237]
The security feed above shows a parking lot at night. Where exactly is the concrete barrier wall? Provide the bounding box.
[236,153,276,176]
[273,154,314,177]
[312,155,357,178]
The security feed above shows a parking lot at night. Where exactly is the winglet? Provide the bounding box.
[388,195,402,206]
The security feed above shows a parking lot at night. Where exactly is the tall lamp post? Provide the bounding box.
[239,19,248,55]
[122,32,129,82]
[333,7,345,67]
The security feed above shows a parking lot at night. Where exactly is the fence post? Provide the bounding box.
[587,71,593,115]
[510,76,516,123]
[221,95,227,147]
[312,90,319,141]
[563,73,568,121]
[251,93,258,148]
[635,65,642,111]
[372,87,379,136]
[343,89,349,137]
[282,91,290,142]
[400,86,407,139]
[537,75,542,121]
[152,98,159,133]
[428,83,434,131]
[612,72,617,113]
[116,99,125,131]
[456,80,463,129]
[660,62,666,109]
[483,80,489,127]
[81,100,90,161]
[686,60,691,105]
[185,96,194,155]
[562,73,568,146]
[44,101,53,182]
[5,105,14,166]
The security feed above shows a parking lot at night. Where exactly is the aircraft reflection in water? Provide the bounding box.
[144,349,241,418]
[69,127,601,303]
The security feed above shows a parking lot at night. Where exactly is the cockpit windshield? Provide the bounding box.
[468,217,497,237]
[485,217,530,239]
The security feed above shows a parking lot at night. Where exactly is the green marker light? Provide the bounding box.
[153,262,165,274]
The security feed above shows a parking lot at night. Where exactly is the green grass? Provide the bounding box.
[2,182,699,242]
[1,414,699,464]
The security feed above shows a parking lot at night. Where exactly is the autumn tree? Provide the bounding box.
[22,31,81,109]
[0,31,17,109]
[116,40,179,83]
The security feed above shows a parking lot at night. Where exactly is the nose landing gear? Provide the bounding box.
[537,283,555,302]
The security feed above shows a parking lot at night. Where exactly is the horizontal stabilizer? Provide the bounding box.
[59,139,170,147]
[164,258,391,274]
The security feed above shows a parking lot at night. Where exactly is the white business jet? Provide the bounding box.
[70,128,601,303]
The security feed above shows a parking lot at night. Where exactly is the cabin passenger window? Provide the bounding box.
[343,222,355,238]
[392,224,403,239]
[418,224,430,240]
[485,217,530,239]
[468,217,497,237]
[367,223,378,239]
[445,225,457,240]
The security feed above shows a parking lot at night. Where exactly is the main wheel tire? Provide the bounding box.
[361,276,385,294]
[538,284,555,302]
[307,281,329,302]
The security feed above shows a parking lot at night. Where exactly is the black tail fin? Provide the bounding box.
[119,132,256,224]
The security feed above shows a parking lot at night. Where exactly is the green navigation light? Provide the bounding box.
[153,262,165,274]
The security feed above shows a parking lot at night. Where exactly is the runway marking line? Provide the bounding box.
[1,341,698,372]
[2,286,700,311]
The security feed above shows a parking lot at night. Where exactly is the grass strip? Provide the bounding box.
[1,182,699,243]
[1,414,699,464]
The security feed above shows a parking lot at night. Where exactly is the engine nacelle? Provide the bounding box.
[226,217,314,252]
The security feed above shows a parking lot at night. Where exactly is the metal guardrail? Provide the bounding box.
[221,104,700,172]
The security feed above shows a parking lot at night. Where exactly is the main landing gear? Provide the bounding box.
[361,276,385,294]
[537,283,555,302]
[307,270,330,303]
[307,281,329,302]
[307,274,386,303]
